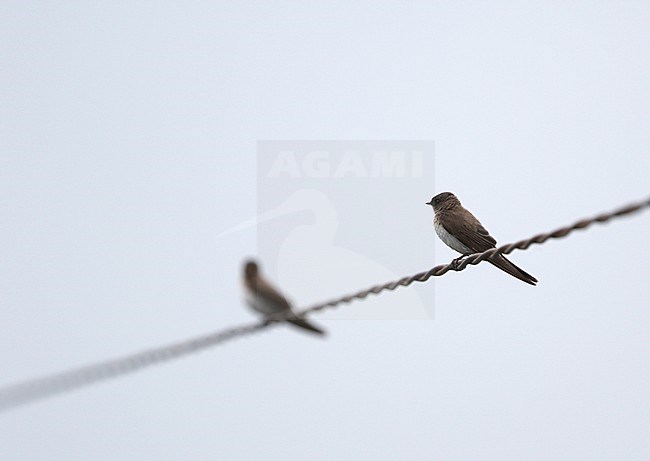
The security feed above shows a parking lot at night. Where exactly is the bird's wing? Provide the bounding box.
[255,276,292,312]
[441,211,497,252]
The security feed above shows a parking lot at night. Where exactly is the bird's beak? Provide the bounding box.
[425,201,432,206]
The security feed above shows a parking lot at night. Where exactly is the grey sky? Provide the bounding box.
[1,2,649,460]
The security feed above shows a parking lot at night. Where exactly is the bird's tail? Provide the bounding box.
[287,316,326,336]
[488,254,538,286]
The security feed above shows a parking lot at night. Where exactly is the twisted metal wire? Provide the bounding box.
[0,321,274,412]
[1,196,648,412]
[298,196,650,315]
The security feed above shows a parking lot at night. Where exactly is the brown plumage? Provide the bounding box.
[426,192,538,286]
[243,260,326,335]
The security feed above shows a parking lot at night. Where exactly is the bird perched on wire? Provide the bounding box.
[426,192,538,286]
[243,259,326,335]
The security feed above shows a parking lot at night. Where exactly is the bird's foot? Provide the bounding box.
[450,255,469,271]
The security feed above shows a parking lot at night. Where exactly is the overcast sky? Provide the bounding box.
[1,2,649,460]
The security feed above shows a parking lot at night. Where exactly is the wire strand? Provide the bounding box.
[1,196,648,412]
[297,196,650,315]
[0,321,275,412]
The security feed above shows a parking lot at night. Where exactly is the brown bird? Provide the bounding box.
[243,260,326,335]
[426,192,538,286]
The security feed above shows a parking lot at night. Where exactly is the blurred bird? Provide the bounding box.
[426,192,538,286]
[243,259,326,335]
